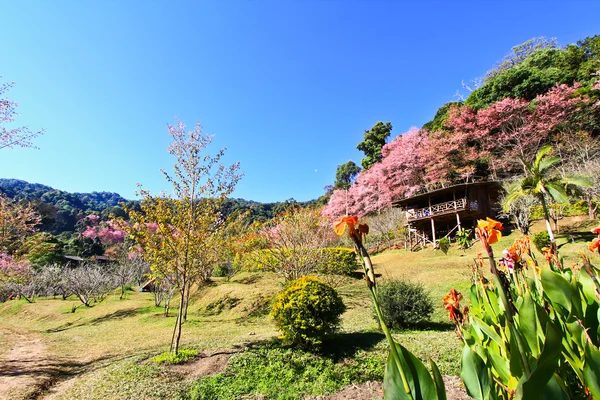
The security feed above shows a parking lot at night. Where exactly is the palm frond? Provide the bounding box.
[520,176,537,191]
[562,174,594,189]
[544,181,569,203]
[501,186,527,212]
[537,156,562,174]
[534,145,554,170]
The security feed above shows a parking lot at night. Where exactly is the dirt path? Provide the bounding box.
[0,328,55,400]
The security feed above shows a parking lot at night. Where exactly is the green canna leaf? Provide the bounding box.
[384,341,441,400]
[429,358,447,400]
[583,343,600,399]
[461,345,492,400]
[518,291,541,356]
[516,323,563,400]
[542,269,573,315]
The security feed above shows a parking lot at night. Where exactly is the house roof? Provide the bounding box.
[392,181,503,207]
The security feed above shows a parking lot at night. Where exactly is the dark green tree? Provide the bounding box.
[333,161,361,190]
[357,122,392,170]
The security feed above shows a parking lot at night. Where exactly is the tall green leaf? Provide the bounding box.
[583,343,600,399]
[384,342,440,400]
[542,269,573,314]
[518,291,541,356]
[429,359,447,400]
[516,323,563,400]
[461,345,491,400]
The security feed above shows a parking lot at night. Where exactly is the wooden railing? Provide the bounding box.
[407,198,472,221]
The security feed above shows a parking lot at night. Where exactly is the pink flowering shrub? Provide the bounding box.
[81,217,127,247]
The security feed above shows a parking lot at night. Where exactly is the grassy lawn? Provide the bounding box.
[2,216,599,399]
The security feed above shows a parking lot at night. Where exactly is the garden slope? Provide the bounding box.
[0,217,596,399]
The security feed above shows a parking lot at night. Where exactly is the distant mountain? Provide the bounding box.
[0,179,133,235]
[0,179,323,236]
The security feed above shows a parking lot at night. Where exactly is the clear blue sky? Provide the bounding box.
[1,1,598,202]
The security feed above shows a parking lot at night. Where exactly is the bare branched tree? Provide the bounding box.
[364,207,406,252]
[260,208,336,282]
[499,181,537,235]
[65,263,114,309]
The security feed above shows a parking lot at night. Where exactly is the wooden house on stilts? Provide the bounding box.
[392,181,502,250]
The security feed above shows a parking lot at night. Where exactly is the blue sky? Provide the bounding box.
[1,1,598,202]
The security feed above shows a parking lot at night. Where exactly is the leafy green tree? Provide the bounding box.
[333,160,361,190]
[422,101,460,132]
[502,145,592,242]
[466,35,600,110]
[126,119,241,354]
[357,121,392,170]
[20,233,64,267]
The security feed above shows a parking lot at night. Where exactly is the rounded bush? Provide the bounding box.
[532,231,551,253]
[271,276,346,346]
[375,279,434,329]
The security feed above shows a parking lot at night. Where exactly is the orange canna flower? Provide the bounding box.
[477,217,503,244]
[507,245,521,262]
[334,216,359,236]
[444,289,463,311]
[592,227,600,235]
[590,238,600,254]
[541,247,554,263]
[444,289,464,324]
[513,236,531,258]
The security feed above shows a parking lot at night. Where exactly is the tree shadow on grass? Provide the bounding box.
[410,320,455,332]
[0,352,118,399]
[320,331,386,361]
[45,308,142,333]
[349,271,382,280]
[240,332,386,362]
[557,231,595,249]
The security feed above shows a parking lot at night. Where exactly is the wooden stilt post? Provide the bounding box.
[428,196,436,245]
[456,213,462,232]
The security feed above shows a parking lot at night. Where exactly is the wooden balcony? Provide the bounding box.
[406,198,476,222]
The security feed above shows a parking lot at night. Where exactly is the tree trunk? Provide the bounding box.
[587,192,595,220]
[539,196,555,243]
[183,281,192,322]
[164,296,171,316]
[170,288,186,354]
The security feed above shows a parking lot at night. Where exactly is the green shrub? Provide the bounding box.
[151,349,198,365]
[239,247,357,277]
[318,247,357,275]
[211,264,229,278]
[375,279,434,329]
[271,276,345,346]
[235,249,279,272]
[531,201,598,219]
[532,231,551,253]
[438,237,450,255]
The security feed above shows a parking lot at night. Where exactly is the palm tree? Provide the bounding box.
[502,145,592,243]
